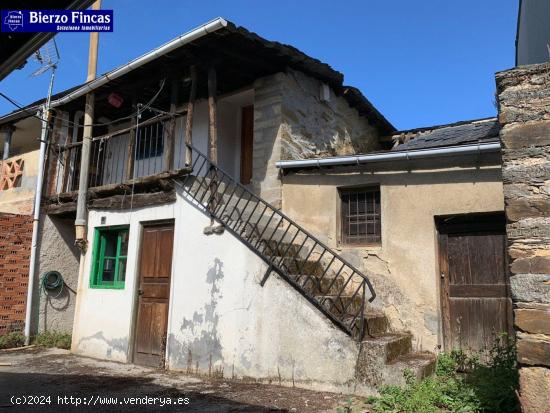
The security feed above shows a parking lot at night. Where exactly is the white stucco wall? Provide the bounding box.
[71,190,361,392]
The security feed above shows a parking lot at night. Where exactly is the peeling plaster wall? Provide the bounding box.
[281,164,504,351]
[71,192,363,393]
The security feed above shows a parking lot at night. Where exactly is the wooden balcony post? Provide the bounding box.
[208,66,217,165]
[185,65,197,166]
[163,78,178,171]
[126,100,137,180]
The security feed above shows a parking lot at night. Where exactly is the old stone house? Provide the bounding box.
[0,16,547,404]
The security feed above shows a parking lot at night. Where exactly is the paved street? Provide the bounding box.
[0,347,362,412]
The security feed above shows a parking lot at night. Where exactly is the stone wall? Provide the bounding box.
[496,62,550,413]
[0,213,33,335]
[252,69,381,207]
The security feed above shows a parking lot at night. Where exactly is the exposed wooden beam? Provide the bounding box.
[89,191,176,210]
[185,65,197,166]
[125,100,137,180]
[208,66,218,164]
[164,78,179,170]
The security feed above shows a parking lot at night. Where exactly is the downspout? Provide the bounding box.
[24,69,56,344]
[75,0,100,245]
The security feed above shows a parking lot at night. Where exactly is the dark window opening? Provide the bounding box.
[340,187,381,245]
[135,121,164,160]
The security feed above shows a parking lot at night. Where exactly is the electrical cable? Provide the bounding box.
[0,77,168,130]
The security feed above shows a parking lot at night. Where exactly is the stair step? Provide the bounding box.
[288,273,346,296]
[361,333,413,363]
[382,352,437,387]
[317,294,364,316]
[277,257,324,276]
[262,240,302,257]
[364,312,389,337]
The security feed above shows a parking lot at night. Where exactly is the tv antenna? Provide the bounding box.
[31,38,60,77]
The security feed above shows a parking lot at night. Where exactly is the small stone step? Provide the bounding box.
[288,273,346,296]
[361,333,413,363]
[317,294,364,316]
[261,240,302,257]
[381,352,437,387]
[364,312,389,337]
[277,257,324,276]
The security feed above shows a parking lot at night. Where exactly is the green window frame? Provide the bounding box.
[90,226,129,289]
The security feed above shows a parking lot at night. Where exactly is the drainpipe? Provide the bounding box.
[75,0,100,245]
[24,68,56,344]
[1,126,14,160]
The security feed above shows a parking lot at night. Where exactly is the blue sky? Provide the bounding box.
[0,0,519,130]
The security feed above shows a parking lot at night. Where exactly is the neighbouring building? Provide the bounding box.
[0,120,39,335]
[496,62,550,413]
[516,0,550,66]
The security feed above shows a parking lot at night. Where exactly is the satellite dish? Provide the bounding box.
[31,38,60,77]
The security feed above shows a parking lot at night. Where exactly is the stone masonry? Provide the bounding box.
[0,213,33,335]
[496,62,550,413]
[252,69,381,207]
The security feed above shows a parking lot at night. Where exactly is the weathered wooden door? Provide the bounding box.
[133,223,174,367]
[438,214,512,353]
[240,105,254,185]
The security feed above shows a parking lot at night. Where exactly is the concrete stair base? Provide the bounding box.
[355,330,436,388]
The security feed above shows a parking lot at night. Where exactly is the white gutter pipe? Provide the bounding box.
[275,142,501,169]
[0,17,228,124]
[24,69,56,344]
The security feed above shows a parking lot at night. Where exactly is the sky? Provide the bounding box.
[0,0,519,130]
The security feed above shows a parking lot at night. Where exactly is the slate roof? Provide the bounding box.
[391,118,500,151]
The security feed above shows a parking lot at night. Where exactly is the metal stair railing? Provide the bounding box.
[177,144,376,340]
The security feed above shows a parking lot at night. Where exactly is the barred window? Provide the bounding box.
[340,187,381,245]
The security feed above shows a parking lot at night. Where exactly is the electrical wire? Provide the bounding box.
[0,77,168,130]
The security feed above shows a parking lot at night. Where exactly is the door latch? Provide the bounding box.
[138,289,144,296]
[440,272,445,279]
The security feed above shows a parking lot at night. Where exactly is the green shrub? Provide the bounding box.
[33,331,72,349]
[368,334,519,413]
[0,331,25,349]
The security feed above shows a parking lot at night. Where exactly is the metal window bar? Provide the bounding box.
[178,143,376,340]
[341,188,381,245]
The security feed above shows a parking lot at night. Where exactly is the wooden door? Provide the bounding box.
[133,223,174,367]
[438,214,512,353]
[240,105,254,185]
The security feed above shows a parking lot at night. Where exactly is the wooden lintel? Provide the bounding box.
[45,201,77,216]
[89,190,176,210]
[46,167,191,204]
